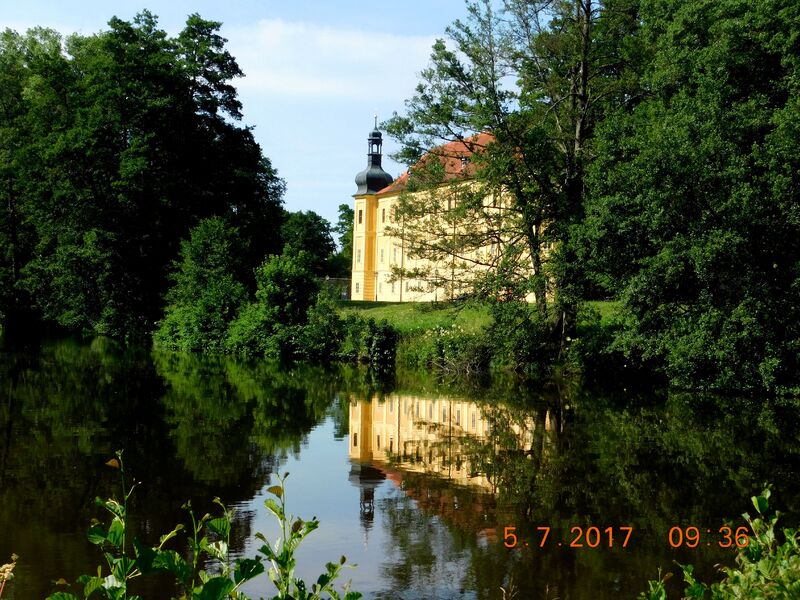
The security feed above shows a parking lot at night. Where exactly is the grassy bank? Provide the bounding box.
[340,299,621,332]
[339,299,623,375]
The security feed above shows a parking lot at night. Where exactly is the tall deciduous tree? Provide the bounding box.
[0,12,284,338]
[154,217,247,352]
[385,0,640,331]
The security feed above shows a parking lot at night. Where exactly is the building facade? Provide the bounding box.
[350,125,498,302]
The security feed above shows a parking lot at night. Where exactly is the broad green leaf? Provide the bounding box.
[201,539,228,562]
[263,498,284,519]
[82,575,105,598]
[152,549,192,582]
[192,575,235,600]
[206,517,231,539]
[107,517,125,547]
[266,485,283,499]
[753,495,769,515]
[111,556,136,581]
[87,524,107,546]
[233,557,265,584]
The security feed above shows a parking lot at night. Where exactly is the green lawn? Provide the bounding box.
[338,300,492,336]
[338,299,622,336]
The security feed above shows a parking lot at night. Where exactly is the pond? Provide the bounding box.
[1,338,799,599]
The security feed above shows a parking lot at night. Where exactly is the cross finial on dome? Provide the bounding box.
[374,113,378,128]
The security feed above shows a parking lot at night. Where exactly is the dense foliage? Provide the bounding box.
[386,0,800,393]
[579,0,800,394]
[2,1,799,394]
[0,13,284,339]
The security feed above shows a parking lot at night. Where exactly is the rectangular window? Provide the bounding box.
[380,249,384,263]
[353,433,358,447]
[358,209,363,225]
[355,282,359,293]
[377,434,381,449]
[391,282,394,293]
[357,249,361,264]
[456,409,461,426]
[382,208,386,223]
[472,412,476,428]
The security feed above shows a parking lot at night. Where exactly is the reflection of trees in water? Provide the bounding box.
[0,341,357,599]
[377,491,474,599]
[366,380,800,598]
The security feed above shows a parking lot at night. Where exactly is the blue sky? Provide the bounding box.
[2,0,470,229]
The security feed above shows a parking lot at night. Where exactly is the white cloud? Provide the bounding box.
[227,19,436,100]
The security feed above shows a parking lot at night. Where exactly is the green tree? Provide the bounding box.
[154,217,247,352]
[385,0,641,333]
[329,203,355,278]
[281,210,336,276]
[581,0,800,393]
[225,252,320,357]
[1,12,284,339]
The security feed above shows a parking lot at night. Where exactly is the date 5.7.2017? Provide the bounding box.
[503,526,634,549]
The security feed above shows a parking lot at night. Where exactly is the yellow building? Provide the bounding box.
[350,125,498,302]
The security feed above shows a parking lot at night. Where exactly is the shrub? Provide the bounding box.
[487,301,553,376]
[339,315,398,366]
[254,253,319,328]
[641,487,800,599]
[154,218,247,352]
[224,252,320,359]
[399,325,491,375]
[298,293,344,362]
[224,302,273,356]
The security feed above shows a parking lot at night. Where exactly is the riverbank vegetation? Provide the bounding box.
[47,453,361,600]
[2,0,799,395]
[641,488,800,599]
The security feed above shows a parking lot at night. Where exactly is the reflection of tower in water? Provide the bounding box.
[347,461,386,535]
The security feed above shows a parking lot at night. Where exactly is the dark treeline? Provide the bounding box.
[3,2,799,395]
[0,12,352,343]
[0,12,284,338]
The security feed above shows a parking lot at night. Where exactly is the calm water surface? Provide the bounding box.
[2,338,799,599]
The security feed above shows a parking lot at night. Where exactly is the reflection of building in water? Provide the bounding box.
[348,394,554,491]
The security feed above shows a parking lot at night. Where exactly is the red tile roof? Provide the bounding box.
[376,132,495,196]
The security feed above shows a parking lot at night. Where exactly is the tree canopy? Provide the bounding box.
[0,12,284,338]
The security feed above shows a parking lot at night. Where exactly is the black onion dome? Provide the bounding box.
[355,125,393,195]
[355,164,394,195]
